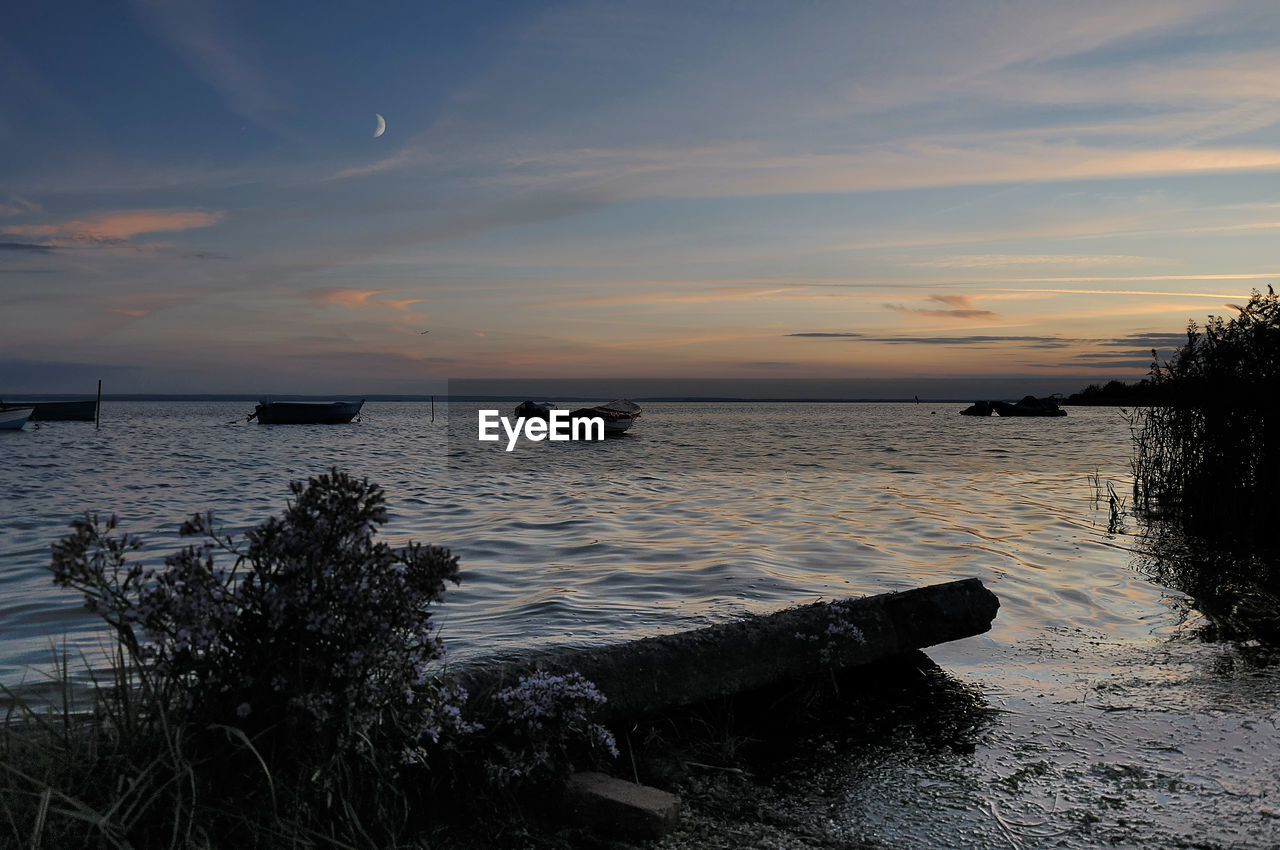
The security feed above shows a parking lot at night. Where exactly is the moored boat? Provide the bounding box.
[513,400,556,419]
[0,400,97,421]
[568,399,642,435]
[0,407,34,430]
[248,400,365,424]
[991,395,1067,417]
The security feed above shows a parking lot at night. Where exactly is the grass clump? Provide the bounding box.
[1129,287,1280,639]
[1,469,615,848]
[1131,287,1280,542]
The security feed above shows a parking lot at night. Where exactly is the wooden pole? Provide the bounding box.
[431,395,435,422]
[95,379,102,429]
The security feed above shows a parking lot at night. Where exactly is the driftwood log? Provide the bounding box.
[453,578,998,719]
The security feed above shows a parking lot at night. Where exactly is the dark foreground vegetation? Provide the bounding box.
[1063,378,1160,406]
[1,471,617,849]
[1129,287,1280,637]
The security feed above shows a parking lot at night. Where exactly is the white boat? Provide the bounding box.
[0,407,34,430]
[569,399,642,435]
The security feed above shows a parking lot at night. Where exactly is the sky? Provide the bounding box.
[3,0,1280,397]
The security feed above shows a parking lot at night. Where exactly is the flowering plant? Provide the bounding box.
[50,470,468,766]
[485,671,618,786]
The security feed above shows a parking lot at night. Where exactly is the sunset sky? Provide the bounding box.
[4,0,1280,397]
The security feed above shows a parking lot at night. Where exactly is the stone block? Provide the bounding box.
[565,771,681,840]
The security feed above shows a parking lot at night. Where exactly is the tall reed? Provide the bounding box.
[1130,287,1280,551]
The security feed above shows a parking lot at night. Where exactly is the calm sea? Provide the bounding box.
[0,400,1151,679]
[4,401,1278,846]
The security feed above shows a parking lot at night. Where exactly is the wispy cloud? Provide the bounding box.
[485,141,1280,203]
[2,209,223,246]
[0,197,41,218]
[910,254,1161,269]
[308,289,386,309]
[884,294,1000,320]
[129,0,287,133]
[1098,332,1187,349]
[789,333,1080,346]
[0,241,54,253]
[306,289,424,313]
[327,146,435,182]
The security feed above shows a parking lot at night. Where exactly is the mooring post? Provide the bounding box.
[95,379,102,429]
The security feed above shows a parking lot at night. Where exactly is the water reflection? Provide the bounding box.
[1132,520,1280,643]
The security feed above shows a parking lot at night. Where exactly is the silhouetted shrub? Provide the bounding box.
[5,469,615,847]
[1131,287,1280,546]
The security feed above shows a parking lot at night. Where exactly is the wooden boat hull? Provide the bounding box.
[514,400,638,435]
[251,400,364,424]
[570,400,641,435]
[0,400,98,421]
[0,407,34,430]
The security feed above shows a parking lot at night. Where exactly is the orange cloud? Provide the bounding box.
[311,289,386,309]
[308,289,425,313]
[885,293,1000,320]
[381,297,425,312]
[2,209,223,245]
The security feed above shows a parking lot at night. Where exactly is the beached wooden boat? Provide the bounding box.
[0,400,97,421]
[248,400,364,424]
[0,407,34,430]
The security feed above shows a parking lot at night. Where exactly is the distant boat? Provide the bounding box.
[248,400,365,424]
[991,396,1067,417]
[959,401,993,416]
[513,400,557,419]
[569,399,642,435]
[512,398,642,435]
[0,407,34,431]
[0,400,97,421]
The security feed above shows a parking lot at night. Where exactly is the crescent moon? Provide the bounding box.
[373,113,386,138]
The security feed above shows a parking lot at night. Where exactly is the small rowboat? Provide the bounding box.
[0,407,34,431]
[512,398,643,435]
[568,399,642,435]
[248,400,365,424]
[0,400,97,421]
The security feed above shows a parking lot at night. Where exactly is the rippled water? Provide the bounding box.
[3,400,1277,846]
[0,401,1143,679]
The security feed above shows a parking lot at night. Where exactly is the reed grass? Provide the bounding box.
[1127,287,1280,641]
[1130,287,1280,548]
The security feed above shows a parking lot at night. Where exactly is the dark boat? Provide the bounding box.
[991,395,1067,417]
[513,400,556,419]
[248,400,364,424]
[0,400,97,421]
[959,401,993,416]
[512,398,642,435]
[569,399,642,435]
